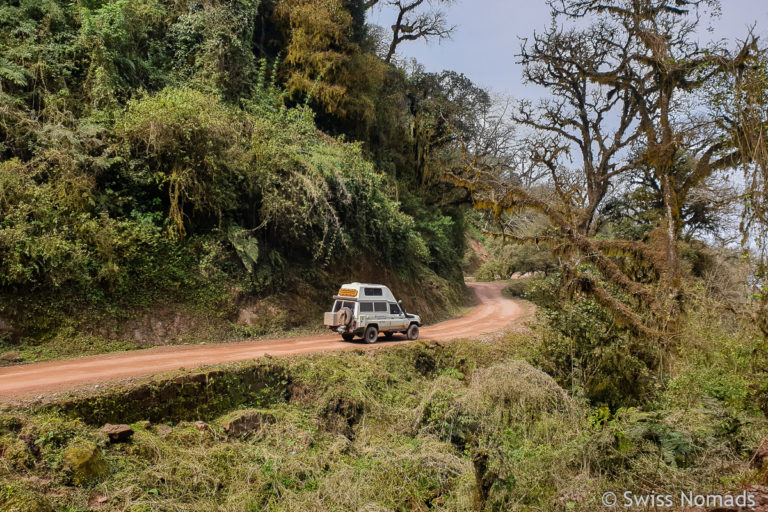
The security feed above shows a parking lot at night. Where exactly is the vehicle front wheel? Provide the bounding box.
[341,333,355,342]
[406,324,419,341]
[363,325,379,344]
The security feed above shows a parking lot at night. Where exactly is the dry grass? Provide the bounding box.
[0,332,766,511]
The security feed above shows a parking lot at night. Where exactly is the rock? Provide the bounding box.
[86,493,109,510]
[62,441,108,486]
[0,351,22,363]
[752,439,768,468]
[1,438,35,470]
[101,424,133,443]
[220,410,274,438]
[153,424,172,437]
[194,421,208,431]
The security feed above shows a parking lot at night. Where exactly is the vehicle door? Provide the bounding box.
[373,301,389,329]
[359,301,374,327]
[389,302,407,330]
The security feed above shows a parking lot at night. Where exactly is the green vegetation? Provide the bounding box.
[2,0,768,509]
[2,330,766,511]
[0,0,477,359]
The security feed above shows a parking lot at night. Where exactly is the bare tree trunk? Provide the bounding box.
[660,172,682,329]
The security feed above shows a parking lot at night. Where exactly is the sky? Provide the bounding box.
[369,0,768,98]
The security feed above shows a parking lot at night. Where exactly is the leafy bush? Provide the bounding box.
[475,237,554,281]
[117,87,246,238]
[0,0,469,349]
[0,158,177,295]
[525,274,661,409]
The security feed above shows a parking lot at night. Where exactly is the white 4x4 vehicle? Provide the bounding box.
[324,283,421,343]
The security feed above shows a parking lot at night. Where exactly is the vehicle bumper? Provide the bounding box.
[328,326,364,336]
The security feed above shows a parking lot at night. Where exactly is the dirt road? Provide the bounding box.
[0,281,530,400]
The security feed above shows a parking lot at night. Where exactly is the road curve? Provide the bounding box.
[0,281,529,400]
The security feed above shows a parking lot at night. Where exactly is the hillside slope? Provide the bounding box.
[0,0,472,360]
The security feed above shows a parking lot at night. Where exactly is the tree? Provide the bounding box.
[408,70,491,190]
[713,49,768,337]
[452,0,765,337]
[275,0,386,125]
[514,19,641,236]
[602,154,742,243]
[367,0,455,63]
[550,0,761,323]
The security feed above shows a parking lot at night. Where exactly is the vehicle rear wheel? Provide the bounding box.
[341,333,355,342]
[406,324,419,341]
[363,325,379,344]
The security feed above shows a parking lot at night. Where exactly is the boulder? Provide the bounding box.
[194,421,208,432]
[752,438,768,468]
[101,424,133,443]
[1,438,35,470]
[62,441,108,486]
[221,410,274,438]
[0,352,22,363]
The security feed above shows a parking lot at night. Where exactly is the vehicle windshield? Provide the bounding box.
[333,301,356,312]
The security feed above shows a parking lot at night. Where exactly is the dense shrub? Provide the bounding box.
[475,237,554,281]
[0,77,454,343]
[0,158,178,295]
[0,0,470,346]
[523,274,661,409]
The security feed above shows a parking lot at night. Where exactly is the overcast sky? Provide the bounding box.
[369,1,768,98]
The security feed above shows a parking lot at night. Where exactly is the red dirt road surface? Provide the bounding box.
[0,281,530,400]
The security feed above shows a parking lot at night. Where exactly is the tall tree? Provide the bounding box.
[367,0,455,63]
[514,19,641,236]
[713,49,768,336]
[453,0,765,336]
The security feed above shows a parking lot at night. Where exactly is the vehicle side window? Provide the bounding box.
[374,302,387,313]
[364,287,383,296]
[389,303,401,315]
[360,302,373,313]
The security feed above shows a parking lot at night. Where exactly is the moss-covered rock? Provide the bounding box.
[462,359,573,424]
[50,361,292,425]
[0,482,53,512]
[62,440,108,486]
[0,414,23,434]
[220,410,275,438]
[0,437,36,470]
